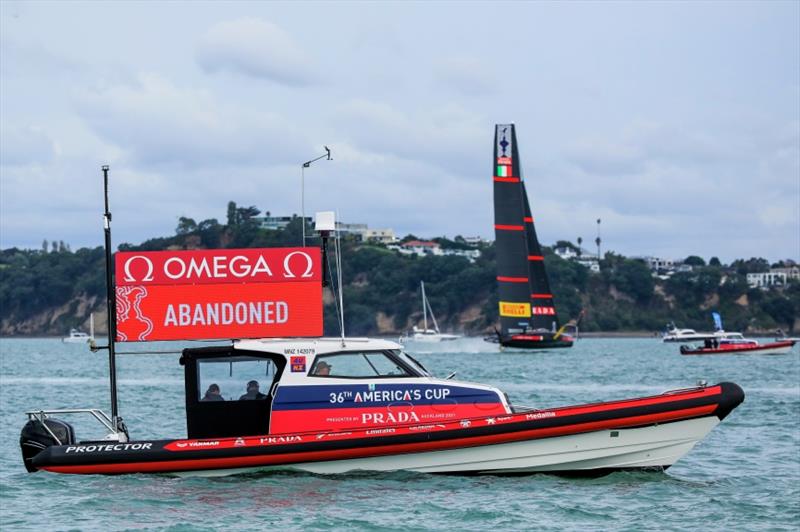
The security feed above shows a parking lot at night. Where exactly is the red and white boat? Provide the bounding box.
[22,337,744,476]
[19,166,745,478]
[680,337,796,356]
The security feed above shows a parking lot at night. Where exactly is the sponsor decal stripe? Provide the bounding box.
[497,276,528,283]
[494,224,525,231]
[493,177,520,183]
[42,404,717,475]
[523,217,534,223]
[531,294,553,299]
[527,255,544,261]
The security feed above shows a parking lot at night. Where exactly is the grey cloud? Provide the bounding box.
[331,98,487,178]
[0,125,56,166]
[74,74,309,169]
[434,57,496,96]
[196,18,317,87]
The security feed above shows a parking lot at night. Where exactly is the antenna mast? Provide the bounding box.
[101,165,122,435]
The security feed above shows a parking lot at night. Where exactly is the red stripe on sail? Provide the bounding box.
[523,217,534,222]
[493,177,520,183]
[531,294,553,299]
[495,225,524,231]
[498,276,529,283]
[528,255,544,261]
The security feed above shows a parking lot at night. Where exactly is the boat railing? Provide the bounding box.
[25,408,117,445]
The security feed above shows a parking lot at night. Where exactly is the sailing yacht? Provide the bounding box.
[62,314,95,344]
[484,124,576,349]
[410,281,460,342]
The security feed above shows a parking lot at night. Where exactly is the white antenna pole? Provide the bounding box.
[90,313,94,339]
[421,281,428,331]
[336,217,345,346]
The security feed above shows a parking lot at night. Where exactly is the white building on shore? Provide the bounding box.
[747,271,788,288]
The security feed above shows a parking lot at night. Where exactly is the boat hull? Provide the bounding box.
[180,416,719,477]
[680,341,795,356]
[28,382,743,477]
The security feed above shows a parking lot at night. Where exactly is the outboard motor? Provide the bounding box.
[20,418,76,472]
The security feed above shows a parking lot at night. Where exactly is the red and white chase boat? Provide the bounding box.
[22,338,743,476]
[20,167,743,477]
[680,338,796,356]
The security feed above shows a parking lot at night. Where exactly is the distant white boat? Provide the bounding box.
[662,320,745,344]
[62,314,94,344]
[409,281,460,343]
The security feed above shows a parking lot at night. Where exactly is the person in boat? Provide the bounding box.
[239,380,267,400]
[201,383,224,402]
[313,361,332,376]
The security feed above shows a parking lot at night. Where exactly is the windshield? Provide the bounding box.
[392,350,431,377]
[308,350,421,379]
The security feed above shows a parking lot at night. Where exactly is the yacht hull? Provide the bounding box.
[486,332,574,349]
[28,382,743,477]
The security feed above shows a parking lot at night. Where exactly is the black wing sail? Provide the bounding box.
[522,185,560,331]
[493,124,532,335]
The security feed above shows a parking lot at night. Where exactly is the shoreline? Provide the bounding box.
[3,331,788,340]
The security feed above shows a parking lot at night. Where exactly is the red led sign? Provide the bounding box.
[115,248,322,342]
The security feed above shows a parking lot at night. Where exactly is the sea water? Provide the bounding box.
[1,338,798,531]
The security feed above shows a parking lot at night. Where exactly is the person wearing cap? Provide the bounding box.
[314,361,332,376]
[201,383,224,401]
[239,380,267,400]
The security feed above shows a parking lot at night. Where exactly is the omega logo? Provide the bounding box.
[123,255,155,283]
[283,251,314,278]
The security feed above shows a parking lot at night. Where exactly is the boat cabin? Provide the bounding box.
[180,338,510,439]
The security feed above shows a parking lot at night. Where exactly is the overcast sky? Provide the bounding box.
[1,1,798,262]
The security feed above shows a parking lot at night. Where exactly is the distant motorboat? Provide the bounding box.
[62,314,94,344]
[663,313,745,344]
[408,281,460,343]
[662,323,717,343]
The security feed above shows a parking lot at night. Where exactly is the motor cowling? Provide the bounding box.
[20,418,76,472]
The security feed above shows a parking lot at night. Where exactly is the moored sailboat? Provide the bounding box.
[409,281,460,343]
[485,124,576,349]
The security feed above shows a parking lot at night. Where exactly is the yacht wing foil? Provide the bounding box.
[489,124,573,350]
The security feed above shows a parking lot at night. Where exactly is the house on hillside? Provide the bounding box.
[554,246,600,273]
[389,240,481,263]
[363,228,396,244]
[747,271,789,288]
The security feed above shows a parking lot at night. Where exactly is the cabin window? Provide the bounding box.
[197,356,276,401]
[309,351,413,378]
[391,350,431,377]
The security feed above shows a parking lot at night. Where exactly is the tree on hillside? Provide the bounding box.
[226,201,238,227]
[197,218,222,248]
[762,295,796,329]
[684,255,705,267]
[176,217,198,235]
[609,258,654,303]
[709,257,722,267]
[732,258,769,275]
[555,240,579,251]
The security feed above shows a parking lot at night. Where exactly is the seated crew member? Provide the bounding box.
[314,361,332,376]
[239,380,267,400]
[201,383,224,401]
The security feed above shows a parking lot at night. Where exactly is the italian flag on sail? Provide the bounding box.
[496,164,512,177]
